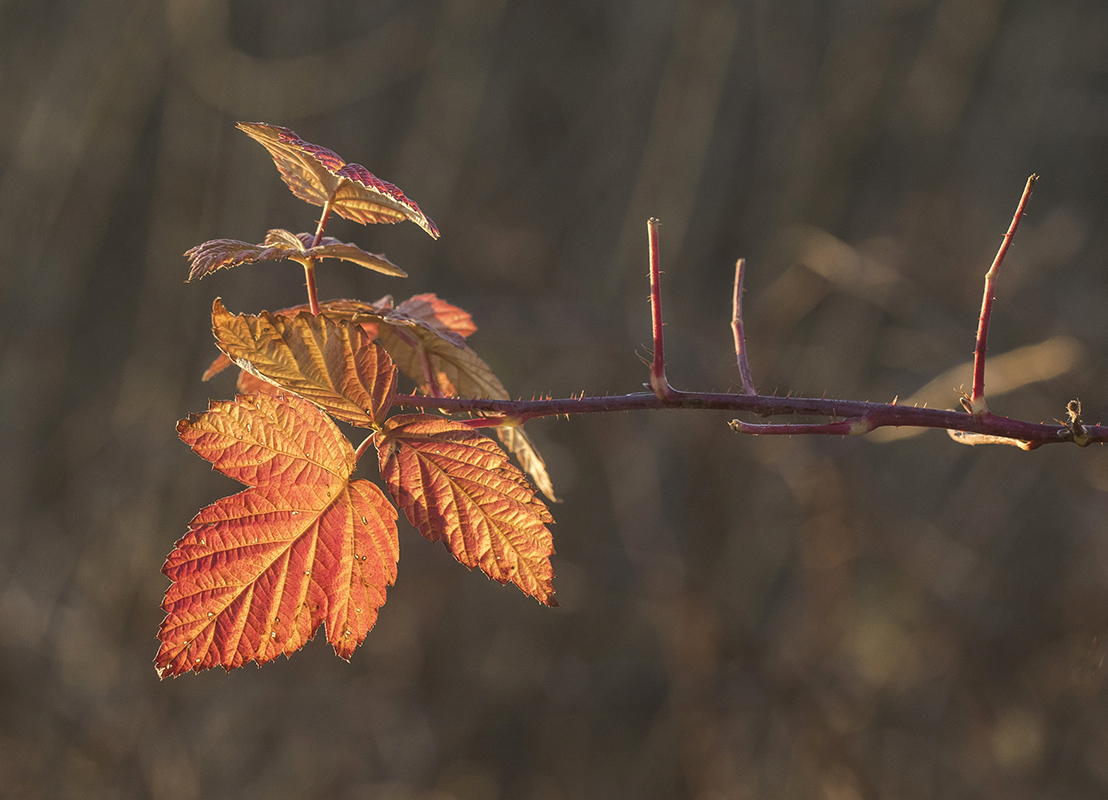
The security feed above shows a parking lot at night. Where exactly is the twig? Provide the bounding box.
[647,218,679,401]
[731,418,871,436]
[970,174,1038,416]
[732,258,757,395]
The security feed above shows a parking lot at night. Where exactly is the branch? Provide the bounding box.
[390,177,1102,451]
[390,391,1106,448]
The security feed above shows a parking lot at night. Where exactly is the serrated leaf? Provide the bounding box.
[375,414,556,605]
[237,122,439,238]
[211,299,397,427]
[369,321,558,500]
[495,426,557,503]
[373,320,503,397]
[201,294,555,500]
[157,393,399,676]
[185,238,296,282]
[390,294,477,339]
[267,230,408,277]
[185,230,407,282]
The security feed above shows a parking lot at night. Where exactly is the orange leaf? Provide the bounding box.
[201,295,555,501]
[211,299,397,427]
[375,414,556,605]
[237,122,439,238]
[158,393,399,676]
[185,229,407,282]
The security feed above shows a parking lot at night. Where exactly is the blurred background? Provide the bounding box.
[4,0,1108,797]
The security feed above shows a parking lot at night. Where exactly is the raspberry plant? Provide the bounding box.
[158,123,1106,677]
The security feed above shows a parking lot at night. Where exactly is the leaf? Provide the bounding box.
[369,320,558,500]
[390,293,477,339]
[375,414,556,605]
[237,122,439,238]
[374,320,504,397]
[157,393,399,676]
[185,238,295,282]
[185,229,407,282]
[495,426,557,503]
[201,294,471,382]
[200,294,555,499]
[211,299,397,427]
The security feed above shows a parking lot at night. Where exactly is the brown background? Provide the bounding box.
[4,0,1108,797]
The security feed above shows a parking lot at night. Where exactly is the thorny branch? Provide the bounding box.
[392,176,1105,451]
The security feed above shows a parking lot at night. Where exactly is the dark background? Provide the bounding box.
[5,0,1108,797]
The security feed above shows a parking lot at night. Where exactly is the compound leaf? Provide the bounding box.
[157,393,399,676]
[375,414,556,606]
[203,295,555,500]
[237,122,439,238]
[211,299,397,427]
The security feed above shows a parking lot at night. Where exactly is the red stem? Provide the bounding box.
[302,262,321,317]
[303,198,336,316]
[731,258,757,395]
[353,433,376,463]
[970,174,1037,415]
[647,218,678,401]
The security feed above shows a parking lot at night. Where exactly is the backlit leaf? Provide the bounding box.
[369,321,558,500]
[186,229,407,282]
[390,293,477,339]
[185,238,295,282]
[211,299,397,427]
[201,295,555,500]
[201,295,472,383]
[157,393,399,676]
[237,122,439,238]
[375,414,556,605]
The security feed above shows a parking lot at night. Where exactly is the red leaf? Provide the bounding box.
[237,122,439,238]
[184,238,294,282]
[391,293,477,339]
[158,393,399,676]
[375,414,556,605]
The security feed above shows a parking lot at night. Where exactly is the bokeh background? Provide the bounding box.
[5,0,1108,797]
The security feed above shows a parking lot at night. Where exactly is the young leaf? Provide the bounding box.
[185,238,294,282]
[211,299,397,427]
[237,122,439,238]
[158,393,399,676]
[185,229,407,282]
[375,414,556,606]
